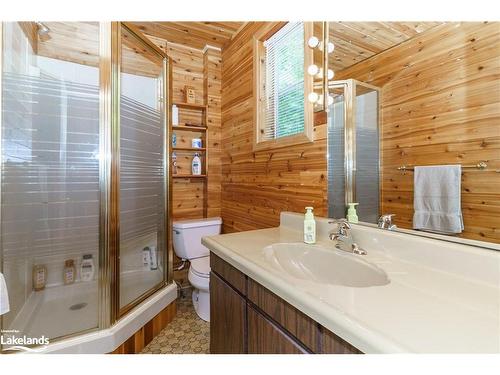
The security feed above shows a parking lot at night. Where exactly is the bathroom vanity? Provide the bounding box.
[203,212,500,354]
[210,253,360,353]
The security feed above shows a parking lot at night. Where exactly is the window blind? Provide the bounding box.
[263,22,305,140]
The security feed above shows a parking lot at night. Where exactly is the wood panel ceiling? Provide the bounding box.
[131,22,246,50]
[329,22,443,72]
[30,21,443,73]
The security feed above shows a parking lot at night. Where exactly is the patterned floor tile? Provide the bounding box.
[142,292,209,354]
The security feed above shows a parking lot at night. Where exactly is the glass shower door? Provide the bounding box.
[327,79,380,223]
[118,25,166,312]
[1,22,101,341]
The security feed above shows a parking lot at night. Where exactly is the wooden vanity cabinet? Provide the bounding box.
[247,305,309,354]
[209,272,246,353]
[210,253,362,354]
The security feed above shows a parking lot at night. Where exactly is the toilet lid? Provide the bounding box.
[190,257,210,277]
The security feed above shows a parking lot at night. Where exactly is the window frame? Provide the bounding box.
[253,22,314,151]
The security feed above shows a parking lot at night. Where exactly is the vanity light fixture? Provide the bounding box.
[308,92,320,103]
[307,36,320,48]
[327,42,335,53]
[307,25,335,108]
[307,64,320,76]
[327,94,334,106]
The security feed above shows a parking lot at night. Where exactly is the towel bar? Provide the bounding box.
[397,161,488,172]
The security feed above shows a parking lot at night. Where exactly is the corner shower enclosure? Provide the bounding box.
[0,22,172,346]
[327,79,380,223]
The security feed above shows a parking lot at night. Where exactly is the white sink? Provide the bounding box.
[263,242,390,287]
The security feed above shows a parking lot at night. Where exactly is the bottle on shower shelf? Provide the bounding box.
[63,259,76,285]
[80,254,95,282]
[32,264,47,291]
[192,152,202,175]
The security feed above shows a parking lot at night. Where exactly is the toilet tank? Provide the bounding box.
[172,217,222,260]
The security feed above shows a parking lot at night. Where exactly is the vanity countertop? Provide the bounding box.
[202,213,500,353]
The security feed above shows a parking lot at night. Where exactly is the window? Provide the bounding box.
[254,22,313,150]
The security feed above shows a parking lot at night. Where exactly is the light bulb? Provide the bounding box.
[307,36,319,49]
[327,94,334,106]
[308,92,319,103]
[327,69,335,80]
[327,42,335,54]
[307,64,319,76]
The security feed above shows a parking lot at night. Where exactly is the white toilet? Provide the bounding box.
[172,217,222,322]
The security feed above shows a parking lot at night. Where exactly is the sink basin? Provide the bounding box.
[263,242,390,287]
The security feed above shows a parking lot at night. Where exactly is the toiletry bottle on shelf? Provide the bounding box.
[80,254,95,282]
[142,247,151,271]
[347,202,359,223]
[192,152,202,175]
[172,152,178,175]
[149,246,158,270]
[191,138,202,148]
[32,264,47,291]
[63,259,76,285]
[303,206,316,244]
[172,132,177,147]
[172,104,179,126]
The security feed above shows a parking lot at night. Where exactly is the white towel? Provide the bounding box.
[0,272,10,315]
[413,165,464,234]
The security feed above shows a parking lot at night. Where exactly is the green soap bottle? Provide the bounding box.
[347,203,359,223]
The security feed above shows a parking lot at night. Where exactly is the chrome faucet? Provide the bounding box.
[328,219,366,255]
[378,214,397,230]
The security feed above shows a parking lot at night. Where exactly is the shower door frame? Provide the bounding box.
[326,79,381,219]
[0,22,173,342]
[103,22,173,323]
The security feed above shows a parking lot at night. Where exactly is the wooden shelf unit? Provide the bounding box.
[172,102,207,110]
[172,125,207,132]
[171,100,209,217]
[172,146,206,152]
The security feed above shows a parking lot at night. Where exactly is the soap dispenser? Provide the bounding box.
[347,203,359,223]
[303,206,316,244]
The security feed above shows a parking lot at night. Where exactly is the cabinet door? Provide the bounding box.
[210,272,246,353]
[247,306,309,354]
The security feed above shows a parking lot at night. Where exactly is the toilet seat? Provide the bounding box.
[190,256,210,278]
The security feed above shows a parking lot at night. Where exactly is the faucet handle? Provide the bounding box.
[378,213,396,229]
[328,218,351,234]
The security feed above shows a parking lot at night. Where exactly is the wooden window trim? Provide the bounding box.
[253,22,314,151]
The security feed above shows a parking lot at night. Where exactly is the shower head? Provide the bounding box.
[35,22,50,36]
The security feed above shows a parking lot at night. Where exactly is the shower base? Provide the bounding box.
[5,273,176,353]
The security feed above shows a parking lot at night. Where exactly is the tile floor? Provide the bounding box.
[142,291,209,354]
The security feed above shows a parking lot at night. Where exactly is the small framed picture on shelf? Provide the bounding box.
[185,86,196,104]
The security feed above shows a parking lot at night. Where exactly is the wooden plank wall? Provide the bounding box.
[335,22,500,243]
[221,22,328,233]
[221,22,500,243]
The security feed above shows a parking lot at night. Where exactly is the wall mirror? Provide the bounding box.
[325,22,500,245]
